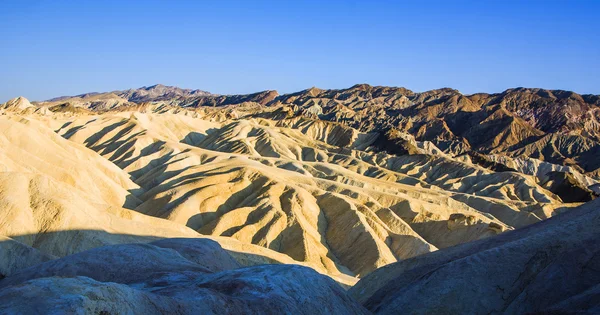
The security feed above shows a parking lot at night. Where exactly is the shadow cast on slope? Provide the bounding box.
[0,230,307,280]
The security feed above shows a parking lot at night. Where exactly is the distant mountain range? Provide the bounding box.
[46,84,213,103]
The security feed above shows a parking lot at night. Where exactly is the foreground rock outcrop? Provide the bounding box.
[350,199,600,314]
[0,239,367,314]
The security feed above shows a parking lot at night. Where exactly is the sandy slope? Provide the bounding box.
[0,115,356,285]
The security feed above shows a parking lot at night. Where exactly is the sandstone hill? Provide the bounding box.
[0,84,598,313]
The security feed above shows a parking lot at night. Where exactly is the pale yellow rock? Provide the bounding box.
[0,107,575,284]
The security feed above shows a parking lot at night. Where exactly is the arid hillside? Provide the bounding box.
[0,84,598,313]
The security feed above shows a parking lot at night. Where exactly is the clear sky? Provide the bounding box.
[1,0,599,102]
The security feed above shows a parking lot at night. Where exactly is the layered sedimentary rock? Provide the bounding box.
[0,83,597,313]
[51,111,572,278]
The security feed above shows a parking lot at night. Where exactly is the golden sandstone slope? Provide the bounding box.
[0,97,574,278]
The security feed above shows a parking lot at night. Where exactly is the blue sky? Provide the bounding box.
[1,0,599,102]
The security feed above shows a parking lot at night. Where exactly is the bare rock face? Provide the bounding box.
[0,239,368,315]
[0,236,55,278]
[350,199,600,314]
